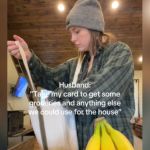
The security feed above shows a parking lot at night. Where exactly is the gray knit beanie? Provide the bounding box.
[66,0,105,32]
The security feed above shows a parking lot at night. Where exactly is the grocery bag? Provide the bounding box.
[29,102,79,150]
[16,41,79,150]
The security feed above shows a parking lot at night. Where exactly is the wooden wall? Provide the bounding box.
[0,0,7,149]
[8,0,142,70]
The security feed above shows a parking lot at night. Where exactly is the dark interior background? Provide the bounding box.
[8,0,142,70]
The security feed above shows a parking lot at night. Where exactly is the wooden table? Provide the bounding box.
[8,128,35,150]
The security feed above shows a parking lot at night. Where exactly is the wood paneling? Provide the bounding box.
[8,0,142,70]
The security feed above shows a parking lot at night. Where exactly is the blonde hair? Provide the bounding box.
[88,31,103,73]
[88,31,117,73]
[72,31,117,83]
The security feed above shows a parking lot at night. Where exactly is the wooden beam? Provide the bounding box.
[0,0,7,149]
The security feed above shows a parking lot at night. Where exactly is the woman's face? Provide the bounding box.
[69,27,91,52]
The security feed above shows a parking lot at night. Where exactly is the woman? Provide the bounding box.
[7,0,135,149]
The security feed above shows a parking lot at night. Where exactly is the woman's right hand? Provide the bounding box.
[7,35,32,62]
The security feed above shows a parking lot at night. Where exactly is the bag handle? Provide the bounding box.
[15,41,48,150]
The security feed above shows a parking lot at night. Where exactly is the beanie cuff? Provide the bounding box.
[66,15,104,32]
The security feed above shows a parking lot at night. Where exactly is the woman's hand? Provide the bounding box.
[7,35,32,62]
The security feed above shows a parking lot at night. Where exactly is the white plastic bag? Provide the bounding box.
[16,41,78,150]
[29,102,78,150]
